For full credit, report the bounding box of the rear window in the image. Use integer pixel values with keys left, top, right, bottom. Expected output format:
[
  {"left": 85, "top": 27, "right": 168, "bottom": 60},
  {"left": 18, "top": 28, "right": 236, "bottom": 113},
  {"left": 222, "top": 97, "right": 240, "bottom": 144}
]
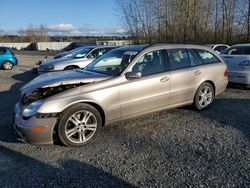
[
  {"left": 196, "top": 50, "right": 220, "bottom": 64},
  {"left": 222, "top": 46, "right": 250, "bottom": 55}
]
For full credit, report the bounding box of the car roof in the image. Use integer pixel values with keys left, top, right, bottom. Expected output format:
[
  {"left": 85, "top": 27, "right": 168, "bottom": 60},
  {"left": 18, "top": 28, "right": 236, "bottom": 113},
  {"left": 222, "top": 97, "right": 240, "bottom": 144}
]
[
  {"left": 114, "top": 43, "right": 222, "bottom": 53},
  {"left": 0, "top": 46, "right": 9, "bottom": 49},
  {"left": 206, "top": 44, "right": 229, "bottom": 46},
  {"left": 149, "top": 43, "right": 214, "bottom": 50},
  {"left": 115, "top": 44, "right": 149, "bottom": 52},
  {"left": 231, "top": 43, "right": 250, "bottom": 47},
  {"left": 75, "top": 45, "right": 116, "bottom": 49}
]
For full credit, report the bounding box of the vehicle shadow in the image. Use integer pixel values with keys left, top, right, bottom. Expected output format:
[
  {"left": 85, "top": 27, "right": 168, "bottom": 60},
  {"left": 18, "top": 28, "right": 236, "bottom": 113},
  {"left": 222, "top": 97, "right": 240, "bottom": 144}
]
[
  {"left": 0, "top": 146, "right": 134, "bottom": 187},
  {"left": 179, "top": 97, "right": 250, "bottom": 140},
  {"left": 199, "top": 98, "right": 250, "bottom": 139},
  {"left": 227, "top": 83, "right": 250, "bottom": 90},
  {"left": 0, "top": 70, "right": 36, "bottom": 143}
]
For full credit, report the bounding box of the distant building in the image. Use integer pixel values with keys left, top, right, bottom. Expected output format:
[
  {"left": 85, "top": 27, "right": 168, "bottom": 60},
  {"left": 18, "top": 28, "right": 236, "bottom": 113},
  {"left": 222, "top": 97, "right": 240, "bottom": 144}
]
[
  {"left": 72, "top": 40, "right": 97, "bottom": 48},
  {"left": 97, "top": 40, "right": 132, "bottom": 46},
  {"left": 0, "top": 40, "right": 133, "bottom": 51}
]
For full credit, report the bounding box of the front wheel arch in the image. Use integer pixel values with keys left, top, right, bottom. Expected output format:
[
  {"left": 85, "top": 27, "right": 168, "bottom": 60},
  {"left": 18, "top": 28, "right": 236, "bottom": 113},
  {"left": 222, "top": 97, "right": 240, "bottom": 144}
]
[
  {"left": 53, "top": 102, "right": 106, "bottom": 144},
  {"left": 56, "top": 103, "right": 103, "bottom": 147}
]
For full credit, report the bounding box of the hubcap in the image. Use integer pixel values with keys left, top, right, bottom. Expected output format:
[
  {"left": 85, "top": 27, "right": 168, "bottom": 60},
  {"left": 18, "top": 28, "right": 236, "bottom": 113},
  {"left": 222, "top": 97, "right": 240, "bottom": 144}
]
[
  {"left": 65, "top": 110, "right": 97, "bottom": 144},
  {"left": 198, "top": 86, "right": 213, "bottom": 108},
  {"left": 4, "top": 62, "right": 13, "bottom": 70}
]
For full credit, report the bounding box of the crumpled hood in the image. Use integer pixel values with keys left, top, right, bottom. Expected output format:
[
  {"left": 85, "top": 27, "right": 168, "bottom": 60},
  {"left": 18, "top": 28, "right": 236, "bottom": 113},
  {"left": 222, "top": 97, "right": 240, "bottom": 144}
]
[{"left": 21, "top": 70, "right": 112, "bottom": 95}]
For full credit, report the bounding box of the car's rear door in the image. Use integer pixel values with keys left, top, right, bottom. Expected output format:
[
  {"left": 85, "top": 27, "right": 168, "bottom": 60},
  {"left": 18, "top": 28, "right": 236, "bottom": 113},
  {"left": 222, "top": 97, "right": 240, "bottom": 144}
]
[{"left": 167, "top": 49, "right": 201, "bottom": 105}]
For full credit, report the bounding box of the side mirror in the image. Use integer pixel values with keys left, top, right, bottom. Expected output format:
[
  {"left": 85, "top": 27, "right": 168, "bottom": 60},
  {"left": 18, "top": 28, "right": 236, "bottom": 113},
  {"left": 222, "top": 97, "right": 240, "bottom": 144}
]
[{"left": 125, "top": 72, "right": 142, "bottom": 80}]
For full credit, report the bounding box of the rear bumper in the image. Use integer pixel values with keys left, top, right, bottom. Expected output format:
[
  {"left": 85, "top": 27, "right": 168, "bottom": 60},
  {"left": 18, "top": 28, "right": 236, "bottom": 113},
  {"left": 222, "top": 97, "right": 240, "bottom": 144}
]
[
  {"left": 228, "top": 71, "right": 250, "bottom": 85},
  {"left": 13, "top": 103, "right": 58, "bottom": 145},
  {"left": 215, "top": 77, "right": 228, "bottom": 95},
  {"left": 12, "top": 57, "right": 18, "bottom": 65}
]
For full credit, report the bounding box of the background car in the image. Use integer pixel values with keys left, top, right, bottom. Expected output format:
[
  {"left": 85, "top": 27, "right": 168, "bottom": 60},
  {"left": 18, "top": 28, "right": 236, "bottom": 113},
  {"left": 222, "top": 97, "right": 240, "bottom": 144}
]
[
  {"left": 37, "top": 46, "right": 115, "bottom": 74},
  {"left": 0, "top": 46, "right": 18, "bottom": 70},
  {"left": 207, "top": 44, "right": 230, "bottom": 54},
  {"left": 14, "top": 44, "right": 228, "bottom": 147},
  {"left": 220, "top": 44, "right": 250, "bottom": 86},
  {"left": 54, "top": 47, "right": 84, "bottom": 59}
]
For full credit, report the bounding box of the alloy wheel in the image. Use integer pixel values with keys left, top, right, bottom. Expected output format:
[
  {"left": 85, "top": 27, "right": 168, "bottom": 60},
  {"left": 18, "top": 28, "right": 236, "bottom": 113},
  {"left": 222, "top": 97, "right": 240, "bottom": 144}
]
[
  {"left": 65, "top": 110, "right": 97, "bottom": 144},
  {"left": 198, "top": 86, "right": 213, "bottom": 108},
  {"left": 3, "top": 62, "right": 13, "bottom": 70}
]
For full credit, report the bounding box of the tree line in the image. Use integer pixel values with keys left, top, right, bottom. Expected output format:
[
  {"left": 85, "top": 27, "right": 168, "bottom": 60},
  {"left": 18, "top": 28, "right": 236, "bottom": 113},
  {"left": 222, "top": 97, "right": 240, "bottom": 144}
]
[
  {"left": 116, "top": 0, "right": 250, "bottom": 44},
  {"left": 0, "top": 25, "right": 50, "bottom": 43}
]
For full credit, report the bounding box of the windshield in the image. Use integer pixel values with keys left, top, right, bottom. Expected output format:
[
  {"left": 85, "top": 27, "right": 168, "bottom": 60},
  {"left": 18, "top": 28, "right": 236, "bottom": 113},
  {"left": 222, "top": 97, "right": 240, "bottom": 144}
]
[
  {"left": 85, "top": 49, "right": 137, "bottom": 76},
  {"left": 70, "top": 47, "right": 83, "bottom": 54},
  {"left": 72, "top": 47, "right": 93, "bottom": 58}
]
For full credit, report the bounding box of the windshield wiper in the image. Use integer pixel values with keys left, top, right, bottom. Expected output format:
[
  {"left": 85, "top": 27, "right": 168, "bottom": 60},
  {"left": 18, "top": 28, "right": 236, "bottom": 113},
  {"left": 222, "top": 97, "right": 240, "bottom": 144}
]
[{"left": 83, "top": 68, "right": 112, "bottom": 76}]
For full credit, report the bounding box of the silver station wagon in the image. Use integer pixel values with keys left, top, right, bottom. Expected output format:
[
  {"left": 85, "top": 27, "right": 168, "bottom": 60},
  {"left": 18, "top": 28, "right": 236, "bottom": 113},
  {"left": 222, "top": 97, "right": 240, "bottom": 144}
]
[{"left": 14, "top": 44, "right": 228, "bottom": 147}]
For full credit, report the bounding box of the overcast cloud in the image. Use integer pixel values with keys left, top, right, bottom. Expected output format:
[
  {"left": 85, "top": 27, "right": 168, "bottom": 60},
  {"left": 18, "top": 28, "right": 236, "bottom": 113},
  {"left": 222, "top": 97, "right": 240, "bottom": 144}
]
[{"left": 0, "top": 23, "right": 128, "bottom": 36}]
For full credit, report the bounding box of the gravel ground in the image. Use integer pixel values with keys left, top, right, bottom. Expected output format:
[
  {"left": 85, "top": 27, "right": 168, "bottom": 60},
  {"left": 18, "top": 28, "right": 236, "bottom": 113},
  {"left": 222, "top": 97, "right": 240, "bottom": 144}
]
[{"left": 0, "top": 54, "right": 249, "bottom": 187}]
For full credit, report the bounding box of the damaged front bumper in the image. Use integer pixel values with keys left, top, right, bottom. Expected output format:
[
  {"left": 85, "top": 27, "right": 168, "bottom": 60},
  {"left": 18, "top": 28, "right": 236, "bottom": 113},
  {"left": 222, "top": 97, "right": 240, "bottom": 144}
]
[{"left": 13, "top": 102, "right": 58, "bottom": 145}]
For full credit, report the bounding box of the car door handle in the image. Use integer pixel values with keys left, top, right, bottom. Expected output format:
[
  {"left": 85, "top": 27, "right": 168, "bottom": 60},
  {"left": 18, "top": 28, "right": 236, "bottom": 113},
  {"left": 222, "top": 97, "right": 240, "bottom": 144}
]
[
  {"left": 224, "top": 56, "right": 234, "bottom": 58},
  {"left": 160, "top": 76, "right": 170, "bottom": 82},
  {"left": 194, "top": 70, "right": 201, "bottom": 75}
]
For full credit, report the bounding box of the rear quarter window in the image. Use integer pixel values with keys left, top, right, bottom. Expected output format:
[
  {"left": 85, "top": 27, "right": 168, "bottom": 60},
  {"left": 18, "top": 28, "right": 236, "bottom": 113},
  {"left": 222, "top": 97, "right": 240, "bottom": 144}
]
[{"left": 196, "top": 49, "right": 220, "bottom": 64}]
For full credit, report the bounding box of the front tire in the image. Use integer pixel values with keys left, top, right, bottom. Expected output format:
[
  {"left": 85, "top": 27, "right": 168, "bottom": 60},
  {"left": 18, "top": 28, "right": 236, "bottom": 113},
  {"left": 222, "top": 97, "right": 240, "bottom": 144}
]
[
  {"left": 193, "top": 82, "right": 214, "bottom": 110},
  {"left": 2, "top": 61, "right": 13, "bottom": 70},
  {"left": 58, "top": 103, "right": 102, "bottom": 147}
]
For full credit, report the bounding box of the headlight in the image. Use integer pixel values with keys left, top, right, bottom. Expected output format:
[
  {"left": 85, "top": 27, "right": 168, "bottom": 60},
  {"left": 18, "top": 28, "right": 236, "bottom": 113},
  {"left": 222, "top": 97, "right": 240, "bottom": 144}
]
[
  {"left": 22, "top": 100, "right": 43, "bottom": 118},
  {"left": 40, "top": 64, "right": 54, "bottom": 71},
  {"left": 239, "top": 61, "right": 250, "bottom": 66}
]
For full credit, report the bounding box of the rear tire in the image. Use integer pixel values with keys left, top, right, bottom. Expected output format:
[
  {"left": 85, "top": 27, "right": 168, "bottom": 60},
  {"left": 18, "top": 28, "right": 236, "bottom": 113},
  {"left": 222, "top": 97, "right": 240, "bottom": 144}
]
[
  {"left": 193, "top": 82, "right": 214, "bottom": 110},
  {"left": 57, "top": 103, "right": 102, "bottom": 147},
  {"left": 2, "top": 61, "right": 13, "bottom": 70}
]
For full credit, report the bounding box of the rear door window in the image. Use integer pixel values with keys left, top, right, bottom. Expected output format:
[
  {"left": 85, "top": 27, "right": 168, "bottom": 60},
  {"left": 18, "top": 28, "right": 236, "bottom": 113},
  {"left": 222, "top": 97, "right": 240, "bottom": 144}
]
[
  {"left": 196, "top": 50, "right": 220, "bottom": 64},
  {"left": 167, "top": 49, "right": 190, "bottom": 70}
]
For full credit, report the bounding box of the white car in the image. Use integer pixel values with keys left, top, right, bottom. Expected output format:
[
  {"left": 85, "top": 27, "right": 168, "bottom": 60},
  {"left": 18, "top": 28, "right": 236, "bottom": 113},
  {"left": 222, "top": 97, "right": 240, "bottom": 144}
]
[
  {"left": 37, "top": 46, "right": 115, "bottom": 74},
  {"left": 207, "top": 44, "right": 230, "bottom": 54},
  {"left": 220, "top": 44, "right": 250, "bottom": 86}
]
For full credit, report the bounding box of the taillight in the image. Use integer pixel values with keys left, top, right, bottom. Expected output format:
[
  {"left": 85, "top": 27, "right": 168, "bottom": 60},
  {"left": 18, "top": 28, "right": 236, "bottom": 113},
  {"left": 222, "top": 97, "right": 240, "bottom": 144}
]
[{"left": 224, "top": 70, "right": 229, "bottom": 77}]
